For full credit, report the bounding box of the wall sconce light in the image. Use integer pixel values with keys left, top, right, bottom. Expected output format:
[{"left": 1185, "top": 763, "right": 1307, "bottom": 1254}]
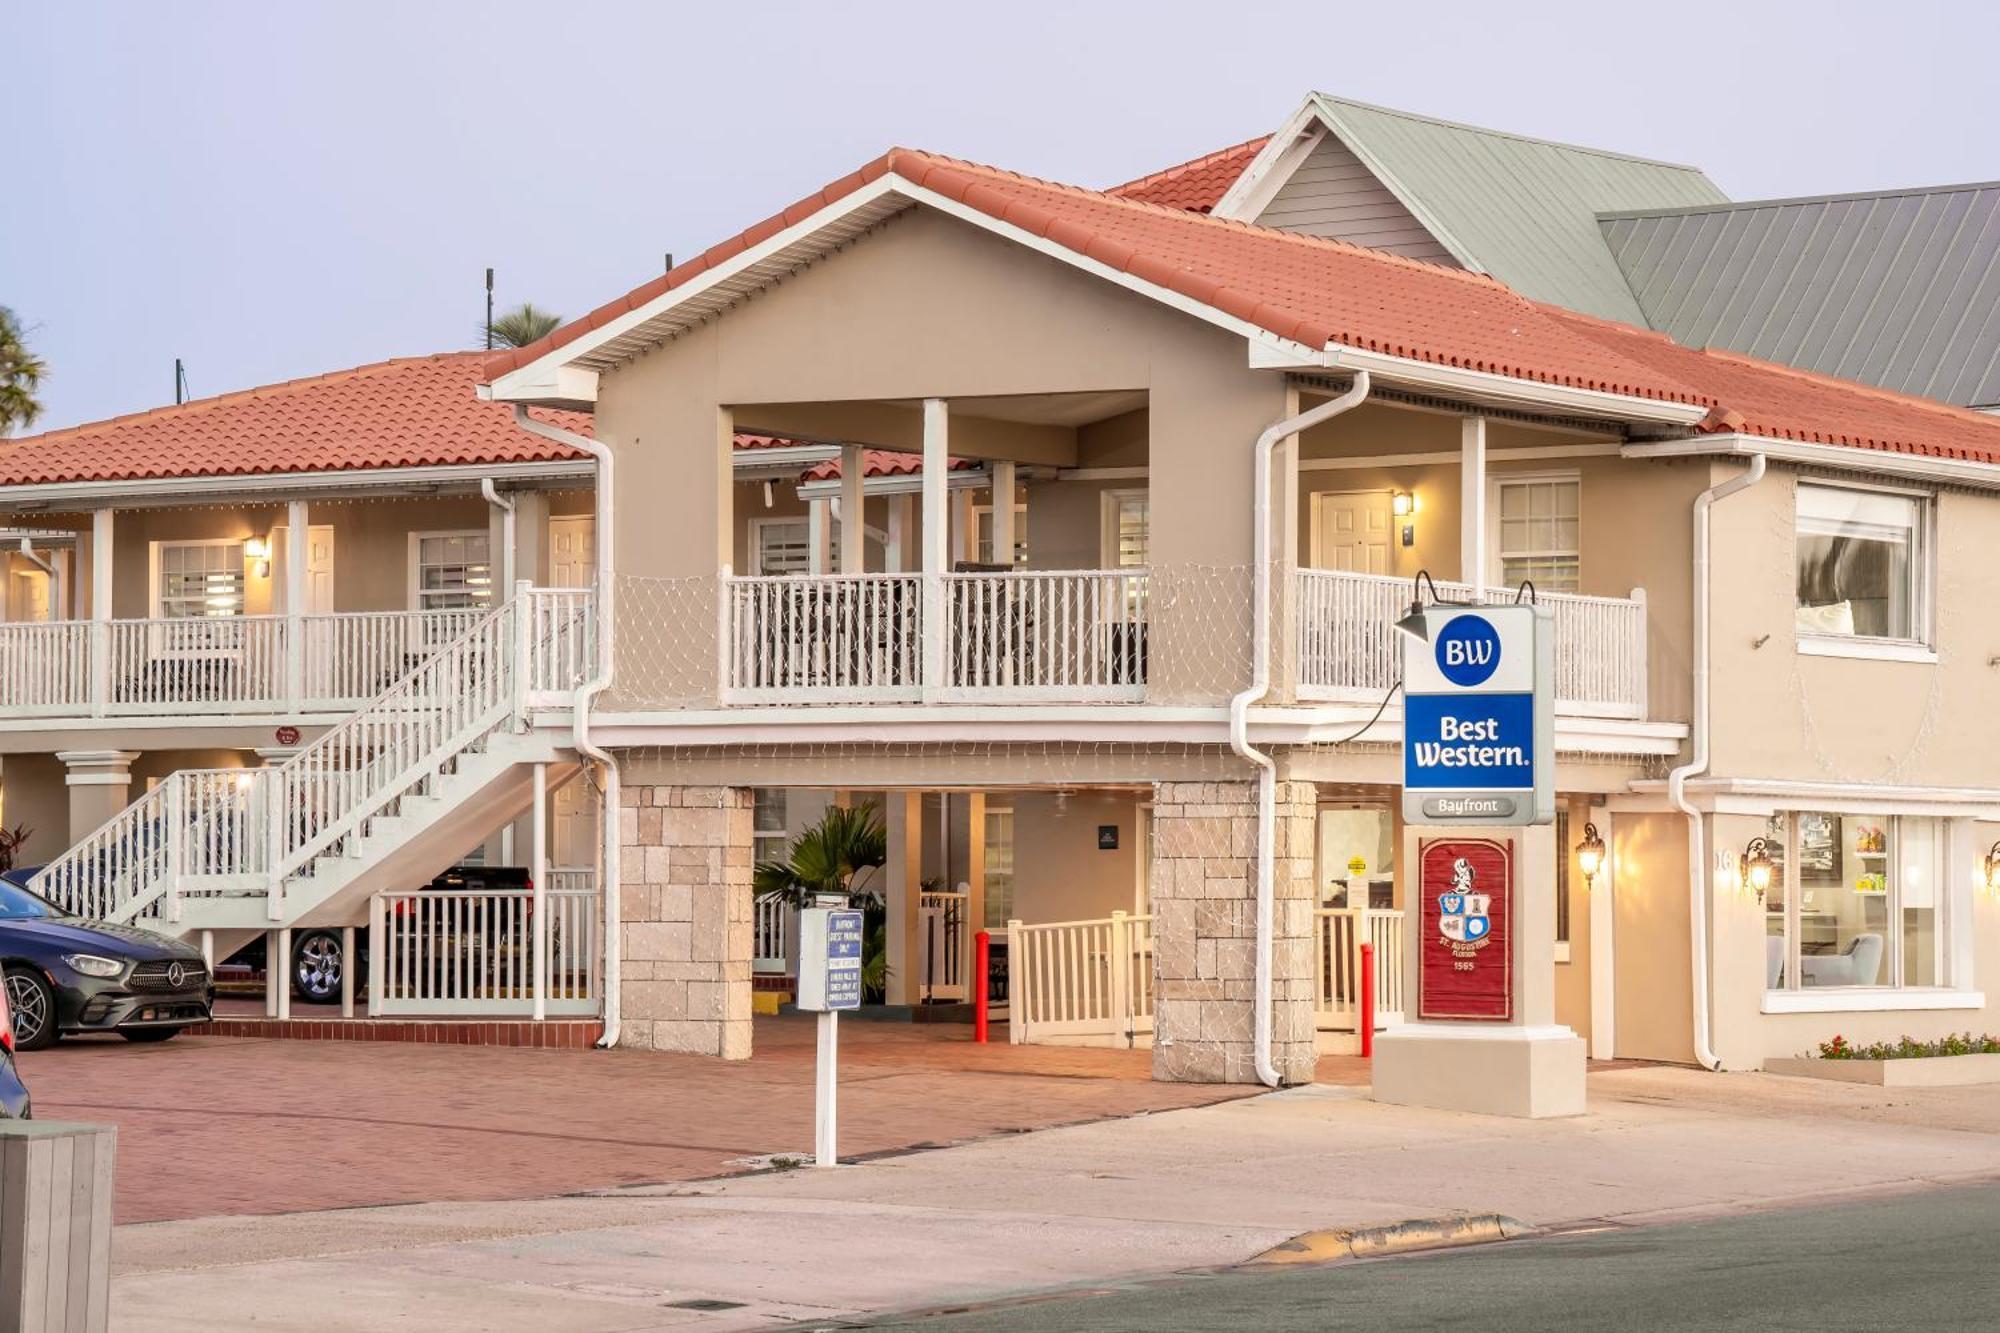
[
  {"left": 243, "top": 537, "right": 272, "bottom": 579},
  {"left": 1575, "top": 822, "right": 1606, "bottom": 887},
  {"left": 1391, "top": 491, "right": 1418, "bottom": 547},
  {"left": 1982, "top": 841, "right": 2000, "bottom": 898},
  {"left": 1740, "top": 836, "right": 1776, "bottom": 903}
]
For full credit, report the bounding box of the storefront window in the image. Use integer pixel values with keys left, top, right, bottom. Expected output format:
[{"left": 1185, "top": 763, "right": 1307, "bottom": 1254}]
[{"left": 1767, "top": 812, "right": 1950, "bottom": 991}]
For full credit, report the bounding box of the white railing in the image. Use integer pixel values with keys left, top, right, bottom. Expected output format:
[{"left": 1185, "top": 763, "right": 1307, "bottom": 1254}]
[
  {"left": 916, "top": 889, "right": 970, "bottom": 1001},
  {"left": 369, "top": 887, "right": 600, "bottom": 1015},
  {"left": 0, "top": 603, "right": 575, "bottom": 720},
  {"left": 1295, "top": 568, "right": 1647, "bottom": 719},
  {"left": 1008, "top": 911, "right": 1153, "bottom": 1047},
  {"left": 299, "top": 608, "right": 483, "bottom": 707},
  {"left": 1313, "top": 908, "right": 1406, "bottom": 1032},
  {"left": 943, "top": 570, "right": 1148, "bottom": 701},
  {"left": 104, "top": 615, "right": 287, "bottom": 714},
  {"left": 548, "top": 866, "right": 597, "bottom": 896},
  {"left": 723, "top": 572, "right": 922, "bottom": 703},
  {"left": 0, "top": 621, "right": 90, "bottom": 714},
  {"left": 753, "top": 891, "right": 791, "bottom": 974},
  {"left": 33, "top": 589, "right": 598, "bottom": 928}
]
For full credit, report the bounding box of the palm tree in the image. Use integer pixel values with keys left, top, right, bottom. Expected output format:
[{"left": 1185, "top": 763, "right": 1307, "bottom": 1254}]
[
  {"left": 0, "top": 306, "right": 46, "bottom": 436},
  {"left": 483, "top": 302, "right": 563, "bottom": 350},
  {"left": 753, "top": 804, "right": 887, "bottom": 907}
]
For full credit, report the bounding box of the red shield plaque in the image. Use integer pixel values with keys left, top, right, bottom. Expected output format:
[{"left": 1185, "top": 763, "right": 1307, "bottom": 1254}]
[{"left": 1417, "top": 838, "right": 1512, "bottom": 1021}]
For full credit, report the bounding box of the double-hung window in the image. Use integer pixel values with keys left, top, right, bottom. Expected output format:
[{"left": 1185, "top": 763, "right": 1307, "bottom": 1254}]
[
  {"left": 1762, "top": 812, "right": 1955, "bottom": 999},
  {"left": 1795, "top": 484, "right": 1929, "bottom": 645},
  {"left": 1101, "top": 490, "right": 1149, "bottom": 569},
  {"left": 411, "top": 532, "right": 493, "bottom": 612},
  {"left": 750, "top": 519, "right": 812, "bottom": 576},
  {"left": 154, "top": 540, "right": 246, "bottom": 619},
  {"left": 1495, "top": 476, "right": 1580, "bottom": 593}
]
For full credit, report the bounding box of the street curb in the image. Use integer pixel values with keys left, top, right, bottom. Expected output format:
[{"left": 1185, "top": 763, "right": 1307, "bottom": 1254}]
[{"left": 1245, "top": 1212, "right": 1533, "bottom": 1265}]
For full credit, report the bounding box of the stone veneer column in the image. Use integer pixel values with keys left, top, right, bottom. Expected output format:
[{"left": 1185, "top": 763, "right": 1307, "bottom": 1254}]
[
  {"left": 1151, "top": 779, "right": 1317, "bottom": 1085},
  {"left": 618, "top": 784, "right": 754, "bottom": 1058}
]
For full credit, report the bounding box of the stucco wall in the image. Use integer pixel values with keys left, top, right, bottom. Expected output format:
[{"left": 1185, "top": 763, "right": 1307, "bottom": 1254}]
[
  {"left": 1610, "top": 811, "right": 1696, "bottom": 1064},
  {"left": 1009, "top": 790, "right": 1140, "bottom": 925}
]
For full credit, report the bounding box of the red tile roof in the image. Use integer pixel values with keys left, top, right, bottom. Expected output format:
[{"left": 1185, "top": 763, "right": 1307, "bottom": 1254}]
[
  {"left": 0, "top": 353, "right": 596, "bottom": 487},
  {"left": 485, "top": 148, "right": 2000, "bottom": 467},
  {"left": 803, "top": 450, "right": 977, "bottom": 482},
  {"left": 1105, "top": 135, "right": 1269, "bottom": 212}
]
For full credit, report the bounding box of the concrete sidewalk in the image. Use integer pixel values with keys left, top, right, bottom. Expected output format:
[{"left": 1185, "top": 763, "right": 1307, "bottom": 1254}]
[{"left": 109, "top": 1066, "right": 2000, "bottom": 1332}]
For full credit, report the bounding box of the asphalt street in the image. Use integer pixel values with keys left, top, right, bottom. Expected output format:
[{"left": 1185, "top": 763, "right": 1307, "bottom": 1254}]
[{"left": 863, "top": 1181, "right": 2000, "bottom": 1332}]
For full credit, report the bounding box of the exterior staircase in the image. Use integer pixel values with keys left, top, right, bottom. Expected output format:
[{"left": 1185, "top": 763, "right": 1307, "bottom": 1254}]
[{"left": 33, "top": 588, "right": 595, "bottom": 957}]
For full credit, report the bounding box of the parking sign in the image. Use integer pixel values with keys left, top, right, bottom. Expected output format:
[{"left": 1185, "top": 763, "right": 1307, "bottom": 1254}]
[{"left": 797, "top": 907, "right": 864, "bottom": 1012}]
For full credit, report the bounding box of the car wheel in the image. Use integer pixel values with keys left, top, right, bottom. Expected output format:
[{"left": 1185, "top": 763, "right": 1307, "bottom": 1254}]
[
  {"left": 291, "top": 931, "right": 344, "bottom": 1004},
  {"left": 4, "top": 969, "right": 57, "bottom": 1051},
  {"left": 118, "top": 1027, "right": 180, "bottom": 1043}
]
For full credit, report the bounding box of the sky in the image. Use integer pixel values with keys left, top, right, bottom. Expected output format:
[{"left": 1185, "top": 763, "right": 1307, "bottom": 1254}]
[{"left": 6, "top": 0, "right": 1999, "bottom": 433}]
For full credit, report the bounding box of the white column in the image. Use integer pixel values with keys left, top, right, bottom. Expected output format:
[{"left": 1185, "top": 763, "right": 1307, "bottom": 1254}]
[
  {"left": 807, "top": 498, "right": 832, "bottom": 577},
  {"left": 284, "top": 499, "right": 308, "bottom": 710},
  {"left": 921, "top": 399, "right": 948, "bottom": 696},
  {"left": 839, "top": 444, "right": 867, "bottom": 574},
  {"left": 988, "top": 461, "right": 1016, "bottom": 566},
  {"left": 89, "top": 509, "right": 112, "bottom": 715},
  {"left": 339, "top": 925, "right": 356, "bottom": 1019},
  {"left": 531, "top": 760, "right": 548, "bottom": 1021},
  {"left": 1461, "top": 416, "right": 1487, "bottom": 601}
]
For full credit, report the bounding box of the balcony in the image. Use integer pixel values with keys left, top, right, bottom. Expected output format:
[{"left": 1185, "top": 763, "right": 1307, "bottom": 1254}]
[
  {"left": 1295, "top": 568, "right": 1648, "bottom": 720},
  {"left": 0, "top": 590, "right": 594, "bottom": 722},
  {"left": 721, "top": 569, "right": 1149, "bottom": 704}
]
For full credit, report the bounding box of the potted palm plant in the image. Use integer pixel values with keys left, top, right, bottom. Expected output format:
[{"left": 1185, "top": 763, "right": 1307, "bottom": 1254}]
[{"left": 753, "top": 805, "right": 890, "bottom": 1002}]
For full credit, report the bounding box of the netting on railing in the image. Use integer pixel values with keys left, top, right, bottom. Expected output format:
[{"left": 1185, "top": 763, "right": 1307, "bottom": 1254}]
[{"left": 606, "top": 574, "right": 721, "bottom": 710}]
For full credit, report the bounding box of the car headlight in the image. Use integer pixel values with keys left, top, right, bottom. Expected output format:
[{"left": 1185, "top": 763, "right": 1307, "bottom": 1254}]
[{"left": 63, "top": 954, "right": 125, "bottom": 979}]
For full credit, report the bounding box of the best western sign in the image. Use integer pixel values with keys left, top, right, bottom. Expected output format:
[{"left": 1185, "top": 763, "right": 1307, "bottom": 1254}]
[{"left": 1401, "top": 604, "right": 1553, "bottom": 827}]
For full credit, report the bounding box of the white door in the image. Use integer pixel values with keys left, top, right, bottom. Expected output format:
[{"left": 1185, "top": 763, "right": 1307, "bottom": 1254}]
[
  {"left": 9, "top": 571, "right": 50, "bottom": 623},
  {"left": 272, "top": 526, "right": 336, "bottom": 613},
  {"left": 549, "top": 516, "right": 596, "bottom": 588},
  {"left": 1310, "top": 492, "right": 1393, "bottom": 574}
]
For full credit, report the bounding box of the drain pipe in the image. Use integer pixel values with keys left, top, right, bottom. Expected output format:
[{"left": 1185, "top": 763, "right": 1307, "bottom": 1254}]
[
  {"left": 480, "top": 479, "right": 517, "bottom": 590},
  {"left": 16, "top": 538, "right": 62, "bottom": 614},
  {"left": 1231, "top": 369, "right": 1371, "bottom": 1088},
  {"left": 1664, "top": 452, "right": 1766, "bottom": 1072},
  {"left": 510, "top": 406, "right": 622, "bottom": 1048}
]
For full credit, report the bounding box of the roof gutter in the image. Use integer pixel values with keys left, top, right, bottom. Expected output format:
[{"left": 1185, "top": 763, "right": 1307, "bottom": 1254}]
[
  {"left": 510, "top": 406, "right": 623, "bottom": 1050},
  {"left": 1625, "top": 433, "right": 2000, "bottom": 491},
  {"left": 1251, "top": 340, "right": 1709, "bottom": 428},
  {"left": 1664, "top": 451, "right": 1767, "bottom": 1073},
  {"left": 0, "top": 459, "right": 595, "bottom": 512},
  {"left": 1233, "top": 367, "right": 1371, "bottom": 1090}
]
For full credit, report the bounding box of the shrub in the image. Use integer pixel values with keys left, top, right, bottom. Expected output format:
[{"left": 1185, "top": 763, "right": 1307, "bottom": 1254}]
[{"left": 1815, "top": 1032, "right": 2000, "bottom": 1060}]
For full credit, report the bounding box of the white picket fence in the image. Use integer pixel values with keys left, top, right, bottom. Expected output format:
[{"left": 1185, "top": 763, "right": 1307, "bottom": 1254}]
[
  {"left": 1006, "top": 907, "right": 1405, "bottom": 1048},
  {"left": 368, "top": 886, "right": 600, "bottom": 1015},
  {"left": 753, "top": 891, "right": 791, "bottom": 974},
  {"left": 34, "top": 588, "right": 596, "bottom": 927},
  {"left": 1007, "top": 911, "right": 1154, "bottom": 1048},
  {"left": 1313, "top": 908, "right": 1406, "bottom": 1032},
  {"left": 1294, "top": 568, "right": 1648, "bottom": 719}
]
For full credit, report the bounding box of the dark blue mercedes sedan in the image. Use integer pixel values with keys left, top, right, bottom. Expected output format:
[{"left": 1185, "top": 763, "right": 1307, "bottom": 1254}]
[{"left": 0, "top": 868, "right": 211, "bottom": 1052}]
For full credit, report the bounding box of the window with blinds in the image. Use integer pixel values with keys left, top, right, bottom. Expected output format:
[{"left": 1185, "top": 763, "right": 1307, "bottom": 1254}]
[
  {"left": 1496, "top": 477, "right": 1579, "bottom": 593},
  {"left": 156, "top": 541, "right": 246, "bottom": 618}
]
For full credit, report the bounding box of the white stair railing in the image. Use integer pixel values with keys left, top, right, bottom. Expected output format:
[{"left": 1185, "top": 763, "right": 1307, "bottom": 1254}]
[
  {"left": 33, "top": 588, "right": 596, "bottom": 928},
  {"left": 1007, "top": 911, "right": 1153, "bottom": 1047}
]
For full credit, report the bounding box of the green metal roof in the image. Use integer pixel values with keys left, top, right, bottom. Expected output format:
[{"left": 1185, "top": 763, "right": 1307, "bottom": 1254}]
[{"left": 1308, "top": 94, "right": 1728, "bottom": 323}]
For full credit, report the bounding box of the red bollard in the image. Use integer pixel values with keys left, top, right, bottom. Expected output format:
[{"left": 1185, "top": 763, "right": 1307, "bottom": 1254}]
[
  {"left": 1359, "top": 942, "right": 1376, "bottom": 1059},
  {"left": 973, "top": 930, "right": 991, "bottom": 1043}
]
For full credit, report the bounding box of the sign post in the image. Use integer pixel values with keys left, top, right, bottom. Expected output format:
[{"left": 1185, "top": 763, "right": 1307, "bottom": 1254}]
[
  {"left": 1372, "top": 597, "right": 1586, "bottom": 1119},
  {"left": 797, "top": 906, "right": 863, "bottom": 1167}
]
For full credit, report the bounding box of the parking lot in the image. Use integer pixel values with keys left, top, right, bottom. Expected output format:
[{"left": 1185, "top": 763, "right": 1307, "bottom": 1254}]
[{"left": 21, "top": 1016, "right": 1265, "bottom": 1224}]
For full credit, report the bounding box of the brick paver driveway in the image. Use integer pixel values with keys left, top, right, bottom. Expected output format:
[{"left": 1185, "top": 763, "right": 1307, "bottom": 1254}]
[{"left": 21, "top": 1015, "right": 1253, "bottom": 1224}]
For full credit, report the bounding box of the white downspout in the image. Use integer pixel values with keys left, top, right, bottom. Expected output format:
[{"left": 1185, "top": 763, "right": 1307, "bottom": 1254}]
[
  {"left": 510, "top": 406, "right": 622, "bottom": 1048},
  {"left": 1231, "top": 368, "right": 1371, "bottom": 1088},
  {"left": 1664, "top": 452, "right": 1766, "bottom": 1072},
  {"left": 480, "top": 479, "right": 517, "bottom": 591}
]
